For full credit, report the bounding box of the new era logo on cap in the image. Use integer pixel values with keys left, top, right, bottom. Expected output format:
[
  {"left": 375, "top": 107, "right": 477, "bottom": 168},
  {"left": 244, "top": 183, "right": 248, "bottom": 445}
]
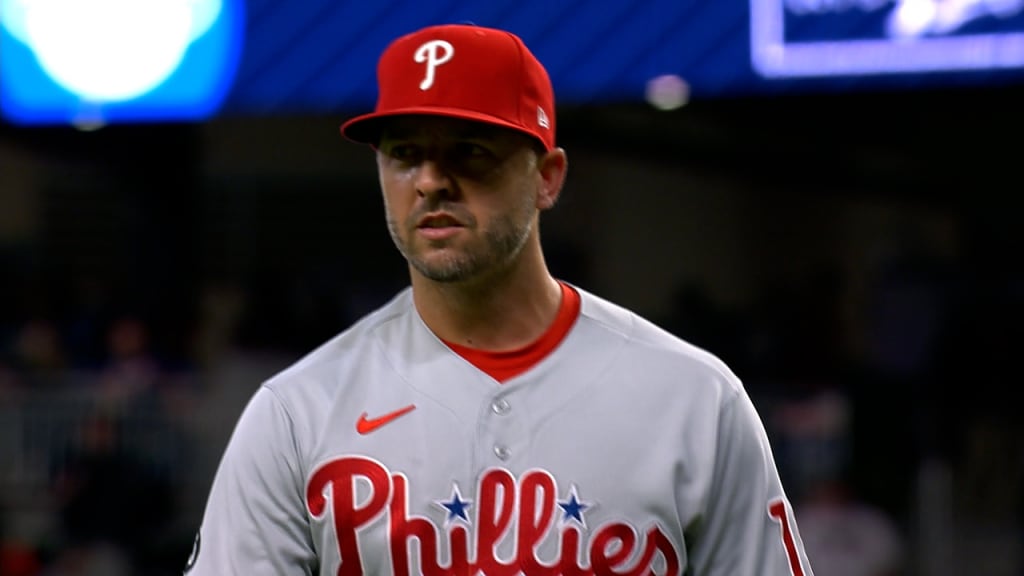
[{"left": 341, "top": 24, "right": 556, "bottom": 151}]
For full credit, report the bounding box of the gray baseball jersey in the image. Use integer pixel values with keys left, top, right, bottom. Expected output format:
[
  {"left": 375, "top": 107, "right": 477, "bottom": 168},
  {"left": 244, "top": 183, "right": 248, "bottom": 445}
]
[{"left": 187, "top": 285, "right": 813, "bottom": 575}]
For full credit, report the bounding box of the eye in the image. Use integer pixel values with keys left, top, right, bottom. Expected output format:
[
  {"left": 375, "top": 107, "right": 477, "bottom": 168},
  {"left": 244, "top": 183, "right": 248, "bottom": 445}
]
[
  {"left": 383, "top": 142, "right": 420, "bottom": 163},
  {"left": 454, "top": 141, "right": 490, "bottom": 158}
]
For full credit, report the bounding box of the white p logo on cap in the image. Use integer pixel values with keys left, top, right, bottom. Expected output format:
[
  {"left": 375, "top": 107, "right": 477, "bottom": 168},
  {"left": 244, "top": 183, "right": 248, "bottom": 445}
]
[{"left": 414, "top": 39, "right": 454, "bottom": 91}]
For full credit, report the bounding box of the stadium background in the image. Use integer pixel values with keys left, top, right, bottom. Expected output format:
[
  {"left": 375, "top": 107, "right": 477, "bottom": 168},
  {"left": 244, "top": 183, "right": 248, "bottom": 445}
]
[{"left": 1, "top": 1, "right": 1022, "bottom": 574}]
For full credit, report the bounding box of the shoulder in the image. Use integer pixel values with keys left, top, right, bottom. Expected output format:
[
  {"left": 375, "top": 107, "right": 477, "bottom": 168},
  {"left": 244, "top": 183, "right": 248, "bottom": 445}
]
[
  {"left": 261, "top": 288, "right": 415, "bottom": 396},
  {"left": 573, "top": 285, "right": 743, "bottom": 399}
]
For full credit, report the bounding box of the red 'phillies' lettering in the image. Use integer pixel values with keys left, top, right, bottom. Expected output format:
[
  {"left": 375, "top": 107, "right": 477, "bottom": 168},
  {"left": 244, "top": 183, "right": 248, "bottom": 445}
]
[
  {"left": 517, "top": 471, "right": 557, "bottom": 576},
  {"left": 305, "top": 457, "right": 682, "bottom": 576},
  {"left": 306, "top": 457, "right": 390, "bottom": 576},
  {"left": 590, "top": 523, "right": 680, "bottom": 576},
  {"left": 390, "top": 474, "right": 472, "bottom": 576},
  {"left": 768, "top": 499, "right": 805, "bottom": 576},
  {"left": 475, "top": 467, "right": 518, "bottom": 575}
]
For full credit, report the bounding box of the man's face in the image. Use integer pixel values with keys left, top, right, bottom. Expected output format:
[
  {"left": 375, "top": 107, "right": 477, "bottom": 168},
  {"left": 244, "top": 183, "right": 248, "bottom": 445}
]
[{"left": 376, "top": 116, "right": 544, "bottom": 284}]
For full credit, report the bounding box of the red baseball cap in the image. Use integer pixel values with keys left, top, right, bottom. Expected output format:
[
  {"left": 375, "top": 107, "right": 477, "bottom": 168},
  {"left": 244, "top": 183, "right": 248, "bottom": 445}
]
[{"left": 340, "top": 24, "right": 556, "bottom": 151}]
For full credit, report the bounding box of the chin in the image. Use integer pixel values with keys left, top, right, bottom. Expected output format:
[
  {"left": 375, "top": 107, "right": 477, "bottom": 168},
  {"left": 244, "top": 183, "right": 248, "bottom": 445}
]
[
  {"left": 413, "top": 254, "right": 485, "bottom": 284},
  {"left": 415, "top": 267, "right": 472, "bottom": 284}
]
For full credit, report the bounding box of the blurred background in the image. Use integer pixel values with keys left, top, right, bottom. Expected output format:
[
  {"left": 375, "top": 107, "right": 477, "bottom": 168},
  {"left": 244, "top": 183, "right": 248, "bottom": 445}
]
[{"left": 1, "top": 0, "right": 1022, "bottom": 575}]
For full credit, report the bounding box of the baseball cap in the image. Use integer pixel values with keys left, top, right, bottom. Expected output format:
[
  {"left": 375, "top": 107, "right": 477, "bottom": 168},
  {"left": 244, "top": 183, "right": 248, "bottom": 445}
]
[{"left": 340, "top": 24, "right": 556, "bottom": 151}]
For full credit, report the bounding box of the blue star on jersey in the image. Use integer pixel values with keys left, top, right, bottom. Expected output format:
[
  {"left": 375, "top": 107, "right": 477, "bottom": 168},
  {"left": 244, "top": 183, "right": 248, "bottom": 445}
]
[
  {"left": 437, "top": 484, "right": 472, "bottom": 525},
  {"left": 558, "top": 485, "right": 590, "bottom": 526}
]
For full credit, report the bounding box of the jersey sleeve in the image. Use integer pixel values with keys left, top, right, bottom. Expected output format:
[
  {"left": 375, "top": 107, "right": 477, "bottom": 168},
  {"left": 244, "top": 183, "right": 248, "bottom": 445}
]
[
  {"left": 687, "top": 385, "right": 815, "bottom": 576},
  {"left": 186, "top": 385, "right": 317, "bottom": 575}
]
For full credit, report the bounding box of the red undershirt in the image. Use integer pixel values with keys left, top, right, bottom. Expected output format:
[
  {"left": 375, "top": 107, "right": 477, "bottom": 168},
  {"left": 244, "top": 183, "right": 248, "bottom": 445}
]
[{"left": 442, "top": 281, "right": 581, "bottom": 383}]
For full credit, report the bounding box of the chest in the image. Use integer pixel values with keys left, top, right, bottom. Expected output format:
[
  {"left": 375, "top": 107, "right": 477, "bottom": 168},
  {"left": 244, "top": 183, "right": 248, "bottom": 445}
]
[{"left": 300, "top": 371, "right": 706, "bottom": 576}]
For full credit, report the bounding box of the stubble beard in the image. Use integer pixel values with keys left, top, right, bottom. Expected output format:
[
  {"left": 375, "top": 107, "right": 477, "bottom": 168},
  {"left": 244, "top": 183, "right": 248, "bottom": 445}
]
[{"left": 386, "top": 194, "right": 536, "bottom": 284}]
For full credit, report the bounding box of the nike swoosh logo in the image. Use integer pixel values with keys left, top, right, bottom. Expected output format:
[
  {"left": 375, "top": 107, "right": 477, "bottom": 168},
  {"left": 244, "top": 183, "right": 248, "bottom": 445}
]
[{"left": 356, "top": 404, "right": 416, "bottom": 435}]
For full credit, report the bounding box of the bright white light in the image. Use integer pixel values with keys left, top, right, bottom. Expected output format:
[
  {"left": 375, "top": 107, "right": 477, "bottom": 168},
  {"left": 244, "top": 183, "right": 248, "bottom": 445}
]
[
  {"left": 645, "top": 75, "right": 690, "bottom": 110},
  {"left": 0, "top": 0, "right": 221, "bottom": 42},
  {"left": 0, "top": 0, "right": 30, "bottom": 42},
  {"left": 189, "top": 0, "right": 223, "bottom": 40},
  {"left": 888, "top": 0, "right": 939, "bottom": 38},
  {"left": 25, "top": 0, "right": 191, "bottom": 101},
  {"left": 3, "top": 0, "right": 223, "bottom": 103}
]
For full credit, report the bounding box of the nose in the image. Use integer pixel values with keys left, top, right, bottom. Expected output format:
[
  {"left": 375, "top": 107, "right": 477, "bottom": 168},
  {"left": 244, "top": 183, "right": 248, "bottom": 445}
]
[{"left": 414, "top": 159, "right": 454, "bottom": 200}]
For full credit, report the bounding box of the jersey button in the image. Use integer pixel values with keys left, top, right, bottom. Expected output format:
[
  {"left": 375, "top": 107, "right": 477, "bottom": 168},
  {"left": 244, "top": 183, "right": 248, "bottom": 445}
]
[
  {"left": 491, "top": 399, "right": 511, "bottom": 415},
  {"left": 493, "top": 444, "right": 511, "bottom": 460}
]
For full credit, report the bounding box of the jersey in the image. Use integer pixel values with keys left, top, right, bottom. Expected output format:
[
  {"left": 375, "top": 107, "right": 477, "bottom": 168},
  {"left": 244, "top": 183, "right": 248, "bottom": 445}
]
[{"left": 186, "top": 285, "right": 814, "bottom": 576}]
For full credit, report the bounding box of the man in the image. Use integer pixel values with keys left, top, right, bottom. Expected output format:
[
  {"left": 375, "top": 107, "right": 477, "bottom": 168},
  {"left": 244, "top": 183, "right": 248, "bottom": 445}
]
[{"left": 186, "top": 23, "right": 815, "bottom": 576}]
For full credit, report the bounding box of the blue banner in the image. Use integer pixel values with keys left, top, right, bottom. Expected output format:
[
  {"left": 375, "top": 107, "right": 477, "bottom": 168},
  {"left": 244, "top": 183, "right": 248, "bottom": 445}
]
[{"left": 3, "top": 0, "right": 1023, "bottom": 125}]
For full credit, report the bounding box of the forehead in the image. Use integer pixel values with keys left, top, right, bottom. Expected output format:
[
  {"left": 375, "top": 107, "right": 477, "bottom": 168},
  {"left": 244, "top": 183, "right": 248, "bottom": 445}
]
[{"left": 377, "top": 115, "right": 528, "bottom": 144}]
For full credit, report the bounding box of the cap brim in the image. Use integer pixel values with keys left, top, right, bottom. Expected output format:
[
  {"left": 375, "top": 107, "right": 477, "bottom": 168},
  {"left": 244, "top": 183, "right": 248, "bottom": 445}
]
[{"left": 340, "top": 107, "right": 548, "bottom": 150}]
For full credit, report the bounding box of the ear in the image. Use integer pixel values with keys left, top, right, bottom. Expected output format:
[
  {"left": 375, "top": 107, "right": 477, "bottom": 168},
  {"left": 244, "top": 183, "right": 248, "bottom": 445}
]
[{"left": 536, "top": 147, "right": 568, "bottom": 211}]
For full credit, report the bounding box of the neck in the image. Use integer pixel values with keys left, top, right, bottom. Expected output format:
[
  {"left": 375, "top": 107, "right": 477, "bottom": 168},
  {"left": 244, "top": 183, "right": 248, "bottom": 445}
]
[{"left": 411, "top": 242, "right": 562, "bottom": 351}]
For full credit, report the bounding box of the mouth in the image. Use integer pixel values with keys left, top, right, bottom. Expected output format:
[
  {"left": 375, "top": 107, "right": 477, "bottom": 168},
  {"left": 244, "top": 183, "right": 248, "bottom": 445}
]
[
  {"left": 416, "top": 212, "right": 464, "bottom": 240},
  {"left": 417, "top": 213, "right": 463, "bottom": 229}
]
